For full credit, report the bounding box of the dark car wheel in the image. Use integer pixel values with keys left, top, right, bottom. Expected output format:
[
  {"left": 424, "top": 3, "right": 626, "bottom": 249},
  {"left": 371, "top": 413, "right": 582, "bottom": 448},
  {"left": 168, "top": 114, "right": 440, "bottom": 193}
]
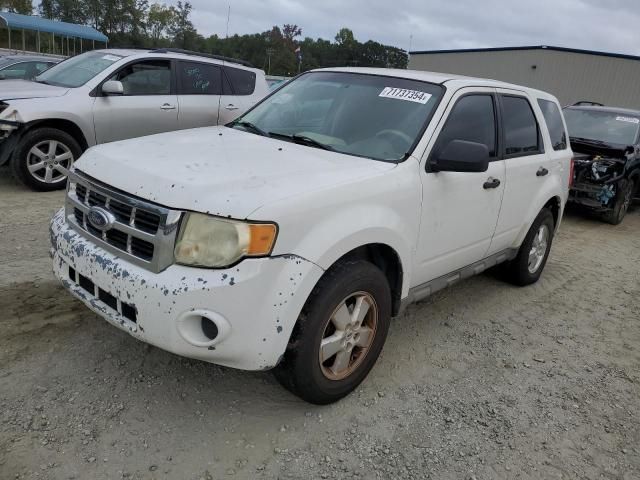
[
  {"left": 505, "top": 208, "right": 555, "bottom": 286},
  {"left": 11, "top": 127, "right": 82, "bottom": 191},
  {"left": 603, "top": 178, "right": 634, "bottom": 225},
  {"left": 274, "top": 260, "right": 391, "bottom": 404}
]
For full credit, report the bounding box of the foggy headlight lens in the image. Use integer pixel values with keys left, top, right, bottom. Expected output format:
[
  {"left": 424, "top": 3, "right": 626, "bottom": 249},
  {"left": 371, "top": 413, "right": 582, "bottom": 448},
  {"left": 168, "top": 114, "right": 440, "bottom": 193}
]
[{"left": 174, "top": 213, "right": 277, "bottom": 268}]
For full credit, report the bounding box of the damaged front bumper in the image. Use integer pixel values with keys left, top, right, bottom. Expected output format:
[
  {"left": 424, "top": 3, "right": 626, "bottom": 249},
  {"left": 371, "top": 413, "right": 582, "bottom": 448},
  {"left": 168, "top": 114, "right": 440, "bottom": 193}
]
[
  {"left": 0, "top": 117, "right": 22, "bottom": 166},
  {"left": 50, "top": 208, "right": 324, "bottom": 371},
  {"left": 569, "top": 158, "right": 626, "bottom": 210}
]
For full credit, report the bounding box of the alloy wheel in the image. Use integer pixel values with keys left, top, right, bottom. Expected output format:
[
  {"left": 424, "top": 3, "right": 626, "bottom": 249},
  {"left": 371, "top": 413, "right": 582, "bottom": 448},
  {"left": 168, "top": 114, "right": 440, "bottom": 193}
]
[
  {"left": 319, "top": 291, "right": 378, "bottom": 381},
  {"left": 26, "top": 140, "right": 74, "bottom": 184},
  {"left": 528, "top": 224, "right": 549, "bottom": 274}
]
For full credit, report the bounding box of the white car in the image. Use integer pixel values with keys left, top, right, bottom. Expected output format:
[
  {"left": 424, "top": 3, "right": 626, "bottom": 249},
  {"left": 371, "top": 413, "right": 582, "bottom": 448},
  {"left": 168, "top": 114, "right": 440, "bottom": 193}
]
[
  {"left": 50, "top": 68, "right": 572, "bottom": 404},
  {"left": 0, "top": 48, "right": 268, "bottom": 191}
]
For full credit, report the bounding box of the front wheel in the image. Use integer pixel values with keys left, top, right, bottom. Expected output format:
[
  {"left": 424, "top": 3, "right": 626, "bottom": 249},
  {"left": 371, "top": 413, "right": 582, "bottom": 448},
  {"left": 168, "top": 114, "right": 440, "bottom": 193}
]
[
  {"left": 10, "top": 127, "right": 82, "bottom": 191},
  {"left": 603, "top": 178, "right": 634, "bottom": 225},
  {"left": 505, "top": 208, "right": 555, "bottom": 286},
  {"left": 274, "top": 260, "right": 391, "bottom": 404}
]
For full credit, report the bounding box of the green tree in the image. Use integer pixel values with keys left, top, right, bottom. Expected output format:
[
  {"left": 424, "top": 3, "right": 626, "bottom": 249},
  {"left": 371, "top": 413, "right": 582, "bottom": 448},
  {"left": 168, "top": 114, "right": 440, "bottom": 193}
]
[
  {"left": 169, "top": 1, "right": 197, "bottom": 49},
  {"left": 1, "top": 0, "right": 33, "bottom": 14},
  {"left": 148, "top": 2, "right": 175, "bottom": 45}
]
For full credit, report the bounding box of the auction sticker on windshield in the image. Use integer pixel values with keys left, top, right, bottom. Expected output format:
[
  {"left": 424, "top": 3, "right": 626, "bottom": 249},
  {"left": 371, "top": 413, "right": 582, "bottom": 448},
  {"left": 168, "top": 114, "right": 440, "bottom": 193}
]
[
  {"left": 379, "top": 87, "right": 432, "bottom": 104},
  {"left": 616, "top": 116, "right": 640, "bottom": 124}
]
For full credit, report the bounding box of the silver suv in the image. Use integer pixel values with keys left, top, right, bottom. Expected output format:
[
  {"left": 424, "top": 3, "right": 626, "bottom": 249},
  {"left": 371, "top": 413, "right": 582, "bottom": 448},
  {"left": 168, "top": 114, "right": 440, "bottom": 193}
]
[{"left": 0, "top": 48, "right": 269, "bottom": 191}]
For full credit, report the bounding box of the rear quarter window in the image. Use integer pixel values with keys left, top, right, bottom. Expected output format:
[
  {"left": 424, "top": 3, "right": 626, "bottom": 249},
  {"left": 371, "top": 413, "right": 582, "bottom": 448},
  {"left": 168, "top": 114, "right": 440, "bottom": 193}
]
[
  {"left": 224, "top": 66, "right": 256, "bottom": 95},
  {"left": 537, "top": 99, "right": 568, "bottom": 151}
]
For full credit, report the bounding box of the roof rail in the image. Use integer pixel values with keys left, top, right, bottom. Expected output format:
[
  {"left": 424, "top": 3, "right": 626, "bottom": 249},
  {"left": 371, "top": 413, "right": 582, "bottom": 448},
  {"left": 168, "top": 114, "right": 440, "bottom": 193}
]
[
  {"left": 572, "top": 101, "right": 604, "bottom": 107},
  {"left": 150, "top": 48, "right": 254, "bottom": 68}
]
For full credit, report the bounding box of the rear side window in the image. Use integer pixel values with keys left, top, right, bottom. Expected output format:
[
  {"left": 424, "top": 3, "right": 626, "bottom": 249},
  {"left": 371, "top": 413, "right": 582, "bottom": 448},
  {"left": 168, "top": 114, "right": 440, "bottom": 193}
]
[
  {"left": 537, "top": 99, "right": 567, "bottom": 150},
  {"left": 501, "top": 96, "right": 540, "bottom": 156},
  {"left": 224, "top": 66, "right": 256, "bottom": 95},
  {"left": 435, "top": 94, "right": 497, "bottom": 157},
  {"left": 178, "top": 61, "right": 222, "bottom": 95}
]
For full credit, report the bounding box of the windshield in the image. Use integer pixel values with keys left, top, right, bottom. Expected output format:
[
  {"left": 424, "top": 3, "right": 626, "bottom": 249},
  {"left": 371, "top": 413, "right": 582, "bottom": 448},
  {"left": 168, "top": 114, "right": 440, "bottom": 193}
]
[
  {"left": 563, "top": 108, "right": 640, "bottom": 146},
  {"left": 35, "top": 51, "right": 124, "bottom": 88},
  {"left": 232, "top": 71, "right": 444, "bottom": 162}
]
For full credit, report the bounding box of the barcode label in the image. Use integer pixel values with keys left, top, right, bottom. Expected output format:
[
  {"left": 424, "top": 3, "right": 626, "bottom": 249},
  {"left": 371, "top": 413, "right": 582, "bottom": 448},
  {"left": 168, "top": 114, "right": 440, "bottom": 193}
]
[{"left": 379, "top": 87, "right": 432, "bottom": 104}]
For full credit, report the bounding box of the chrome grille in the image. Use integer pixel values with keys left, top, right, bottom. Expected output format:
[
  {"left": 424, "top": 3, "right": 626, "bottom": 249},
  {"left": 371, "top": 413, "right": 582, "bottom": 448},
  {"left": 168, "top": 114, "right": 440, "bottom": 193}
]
[{"left": 65, "top": 170, "right": 182, "bottom": 273}]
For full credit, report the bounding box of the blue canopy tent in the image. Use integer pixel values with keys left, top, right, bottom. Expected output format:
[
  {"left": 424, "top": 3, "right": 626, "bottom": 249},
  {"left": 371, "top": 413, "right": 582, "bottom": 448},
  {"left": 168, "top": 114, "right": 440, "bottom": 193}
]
[{"left": 0, "top": 12, "right": 108, "bottom": 56}]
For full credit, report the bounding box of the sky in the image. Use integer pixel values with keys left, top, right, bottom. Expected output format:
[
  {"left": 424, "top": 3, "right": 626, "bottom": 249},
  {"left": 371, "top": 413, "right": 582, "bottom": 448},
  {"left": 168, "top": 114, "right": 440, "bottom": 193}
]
[{"left": 166, "top": 0, "right": 640, "bottom": 55}]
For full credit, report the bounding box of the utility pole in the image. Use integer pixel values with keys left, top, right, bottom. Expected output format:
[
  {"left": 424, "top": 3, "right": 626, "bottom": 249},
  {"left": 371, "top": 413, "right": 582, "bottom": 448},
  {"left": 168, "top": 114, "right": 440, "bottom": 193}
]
[
  {"left": 266, "top": 48, "right": 274, "bottom": 75},
  {"left": 225, "top": 5, "right": 231, "bottom": 39}
]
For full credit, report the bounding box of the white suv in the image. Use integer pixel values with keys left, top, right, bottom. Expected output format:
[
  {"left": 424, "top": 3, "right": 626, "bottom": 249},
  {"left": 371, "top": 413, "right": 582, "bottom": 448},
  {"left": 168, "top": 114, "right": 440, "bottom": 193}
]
[
  {"left": 0, "top": 48, "right": 268, "bottom": 191},
  {"left": 50, "top": 68, "right": 572, "bottom": 404}
]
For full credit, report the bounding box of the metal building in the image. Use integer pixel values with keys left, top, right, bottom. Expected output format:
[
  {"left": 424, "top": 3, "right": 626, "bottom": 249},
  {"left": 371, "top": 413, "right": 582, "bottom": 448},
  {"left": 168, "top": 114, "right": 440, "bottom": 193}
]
[{"left": 408, "top": 45, "right": 640, "bottom": 109}]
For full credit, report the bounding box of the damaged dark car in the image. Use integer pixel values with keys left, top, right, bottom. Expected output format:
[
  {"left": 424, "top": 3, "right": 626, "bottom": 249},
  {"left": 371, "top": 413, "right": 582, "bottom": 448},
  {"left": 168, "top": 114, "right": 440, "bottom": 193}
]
[{"left": 564, "top": 105, "right": 640, "bottom": 224}]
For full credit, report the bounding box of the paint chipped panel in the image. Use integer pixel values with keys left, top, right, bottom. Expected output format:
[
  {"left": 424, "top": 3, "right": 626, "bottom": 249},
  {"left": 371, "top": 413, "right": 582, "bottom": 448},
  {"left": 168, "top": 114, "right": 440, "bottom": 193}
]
[{"left": 50, "top": 209, "right": 325, "bottom": 371}]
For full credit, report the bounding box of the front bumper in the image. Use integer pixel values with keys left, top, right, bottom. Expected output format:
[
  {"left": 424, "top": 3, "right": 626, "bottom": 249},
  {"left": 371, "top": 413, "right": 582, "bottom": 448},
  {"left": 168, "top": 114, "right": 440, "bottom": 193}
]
[{"left": 50, "top": 208, "right": 324, "bottom": 370}]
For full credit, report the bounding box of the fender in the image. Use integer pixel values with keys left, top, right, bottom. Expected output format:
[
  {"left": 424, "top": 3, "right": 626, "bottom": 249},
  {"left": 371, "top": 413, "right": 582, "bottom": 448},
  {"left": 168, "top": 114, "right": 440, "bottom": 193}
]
[{"left": 253, "top": 159, "right": 423, "bottom": 300}]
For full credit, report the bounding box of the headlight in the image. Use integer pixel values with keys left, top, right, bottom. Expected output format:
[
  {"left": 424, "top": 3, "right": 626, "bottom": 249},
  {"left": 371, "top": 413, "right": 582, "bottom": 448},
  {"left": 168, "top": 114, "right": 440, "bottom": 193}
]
[{"left": 174, "top": 213, "right": 277, "bottom": 268}]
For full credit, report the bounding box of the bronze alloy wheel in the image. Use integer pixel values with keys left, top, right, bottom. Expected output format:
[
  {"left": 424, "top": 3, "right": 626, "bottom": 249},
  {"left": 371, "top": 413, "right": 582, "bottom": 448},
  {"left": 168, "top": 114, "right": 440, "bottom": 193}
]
[{"left": 318, "top": 291, "right": 378, "bottom": 381}]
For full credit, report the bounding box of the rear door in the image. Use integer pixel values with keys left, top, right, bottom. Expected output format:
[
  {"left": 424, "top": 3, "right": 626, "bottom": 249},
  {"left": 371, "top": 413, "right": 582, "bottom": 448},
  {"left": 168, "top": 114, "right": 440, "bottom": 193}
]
[
  {"left": 218, "top": 65, "right": 258, "bottom": 124},
  {"left": 488, "top": 89, "right": 557, "bottom": 254},
  {"left": 93, "top": 59, "right": 178, "bottom": 144},
  {"left": 176, "top": 60, "right": 223, "bottom": 129}
]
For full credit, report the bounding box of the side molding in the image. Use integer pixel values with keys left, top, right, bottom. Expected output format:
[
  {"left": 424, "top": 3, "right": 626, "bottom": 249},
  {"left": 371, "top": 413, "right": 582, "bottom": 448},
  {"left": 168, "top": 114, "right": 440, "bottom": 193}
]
[{"left": 399, "top": 248, "right": 518, "bottom": 314}]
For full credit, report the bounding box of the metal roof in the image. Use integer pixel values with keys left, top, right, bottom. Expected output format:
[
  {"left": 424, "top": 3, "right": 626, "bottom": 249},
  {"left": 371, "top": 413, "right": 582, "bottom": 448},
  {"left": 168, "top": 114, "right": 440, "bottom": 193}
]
[
  {"left": 0, "top": 12, "right": 108, "bottom": 42},
  {"left": 409, "top": 45, "right": 640, "bottom": 63}
]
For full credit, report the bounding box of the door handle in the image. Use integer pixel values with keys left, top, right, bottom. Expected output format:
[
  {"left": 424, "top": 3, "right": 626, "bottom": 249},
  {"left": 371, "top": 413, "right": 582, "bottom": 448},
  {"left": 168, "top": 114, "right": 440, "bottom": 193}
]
[
  {"left": 483, "top": 177, "right": 501, "bottom": 189},
  {"left": 536, "top": 167, "right": 549, "bottom": 177},
  {"left": 225, "top": 104, "right": 239, "bottom": 111},
  {"left": 160, "top": 103, "right": 176, "bottom": 110}
]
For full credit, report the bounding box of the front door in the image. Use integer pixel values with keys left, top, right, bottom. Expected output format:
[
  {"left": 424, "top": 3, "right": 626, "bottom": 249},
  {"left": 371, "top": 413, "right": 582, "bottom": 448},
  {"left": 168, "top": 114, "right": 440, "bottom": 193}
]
[
  {"left": 93, "top": 59, "right": 178, "bottom": 144},
  {"left": 413, "top": 88, "right": 506, "bottom": 285}
]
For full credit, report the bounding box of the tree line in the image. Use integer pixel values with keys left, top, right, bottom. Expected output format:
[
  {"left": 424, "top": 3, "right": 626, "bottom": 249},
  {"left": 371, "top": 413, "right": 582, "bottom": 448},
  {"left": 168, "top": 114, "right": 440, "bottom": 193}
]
[{"left": 0, "top": 1, "right": 408, "bottom": 75}]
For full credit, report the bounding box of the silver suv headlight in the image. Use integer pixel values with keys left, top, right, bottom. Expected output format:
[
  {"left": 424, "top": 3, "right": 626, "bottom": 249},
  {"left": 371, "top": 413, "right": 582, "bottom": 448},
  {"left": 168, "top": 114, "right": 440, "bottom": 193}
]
[{"left": 174, "top": 213, "right": 278, "bottom": 268}]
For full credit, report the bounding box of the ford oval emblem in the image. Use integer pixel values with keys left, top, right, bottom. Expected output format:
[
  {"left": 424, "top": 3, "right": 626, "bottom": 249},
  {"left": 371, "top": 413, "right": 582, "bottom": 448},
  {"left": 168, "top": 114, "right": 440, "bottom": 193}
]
[{"left": 87, "top": 207, "right": 115, "bottom": 231}]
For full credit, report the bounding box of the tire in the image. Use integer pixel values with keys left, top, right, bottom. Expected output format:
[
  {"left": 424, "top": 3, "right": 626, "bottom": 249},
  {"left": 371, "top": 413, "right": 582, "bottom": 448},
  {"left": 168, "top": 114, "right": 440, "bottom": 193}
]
[
  {"left": 603, "top": 178, "right": 634, "bottom": 225},
  {"left": 274, "top": 260, "right": 392, "bottom": 404},
  {"left": 505, "top": 208, "right": 555, "bottom": 286},
  {"left": 10, "top": 127, "right": 82, "bottom": 191}
]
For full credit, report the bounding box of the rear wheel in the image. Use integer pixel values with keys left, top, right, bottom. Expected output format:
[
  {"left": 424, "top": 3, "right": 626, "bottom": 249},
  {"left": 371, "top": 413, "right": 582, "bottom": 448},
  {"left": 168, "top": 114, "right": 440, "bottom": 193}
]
[
  {"left": 274, "top": 260, "right": 391, "bottom": 404},
  {"left": 11, "top": 127, "right": 81, "bottom": 191},
  {"left": 505, "top": 208, "right": 555, "bottom": 286},
  {"left": 603, "top": 178, "right": 634, "bottom": 225}
]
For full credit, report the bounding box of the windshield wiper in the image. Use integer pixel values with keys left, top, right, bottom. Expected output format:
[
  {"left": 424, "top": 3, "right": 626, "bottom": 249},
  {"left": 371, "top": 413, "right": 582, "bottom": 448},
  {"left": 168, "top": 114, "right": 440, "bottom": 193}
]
[
  {"left": 267, "top": 131, "right": 336, "bottom": 151},
  {"left": 291, "top": 134, "right": 336, "bottom": 151},
  {"left": 232, "top": 121, "right": 270, "bottom": 137}
]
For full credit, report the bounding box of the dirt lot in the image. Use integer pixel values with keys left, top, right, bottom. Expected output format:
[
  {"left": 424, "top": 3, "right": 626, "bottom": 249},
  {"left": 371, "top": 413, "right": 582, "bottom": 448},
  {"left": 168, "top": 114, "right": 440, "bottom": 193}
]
[{"left": 1, "top": 167, "right": 639, "bottom": 480}]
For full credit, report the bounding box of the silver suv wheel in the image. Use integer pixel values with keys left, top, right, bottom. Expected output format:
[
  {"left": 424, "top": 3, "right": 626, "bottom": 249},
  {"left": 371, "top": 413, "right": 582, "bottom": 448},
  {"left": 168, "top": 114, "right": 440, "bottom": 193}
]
[{"left": 26, "top": 140, "right": 74, "bottom": 185}]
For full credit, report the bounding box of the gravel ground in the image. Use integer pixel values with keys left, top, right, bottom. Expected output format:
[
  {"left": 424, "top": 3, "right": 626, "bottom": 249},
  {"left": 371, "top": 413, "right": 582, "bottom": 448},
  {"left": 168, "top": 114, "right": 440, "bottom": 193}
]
[{"left": 1, "top": 167, "right": 639, "bottom": 480}]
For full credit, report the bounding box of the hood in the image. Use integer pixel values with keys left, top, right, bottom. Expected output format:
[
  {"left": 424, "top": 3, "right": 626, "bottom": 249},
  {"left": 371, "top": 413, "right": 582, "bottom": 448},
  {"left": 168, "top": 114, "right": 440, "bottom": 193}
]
[
  {"left": 75, "top": 126, "right": 396, "bottom": 219},
  {"left": 569, "top": 138, "right": 632, "bottom": 159},
  {"left": 0, "top": 80, "right": 70, "bottom": 100}
]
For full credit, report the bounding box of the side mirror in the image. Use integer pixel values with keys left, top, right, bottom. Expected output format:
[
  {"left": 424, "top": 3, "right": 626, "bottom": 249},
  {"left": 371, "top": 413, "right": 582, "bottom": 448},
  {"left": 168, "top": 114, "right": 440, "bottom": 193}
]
[
  {"left": 102, "top": 80, "right": 124, "bottom": 96},
  {"left": 430, "top": 139, "right": 490, "bottom": 173}
]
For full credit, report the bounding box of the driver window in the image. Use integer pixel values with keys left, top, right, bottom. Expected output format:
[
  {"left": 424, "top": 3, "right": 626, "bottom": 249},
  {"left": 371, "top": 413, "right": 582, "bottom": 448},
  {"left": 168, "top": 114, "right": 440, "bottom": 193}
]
[
  {"left": 435, "top": 94, "right": 496, "bottom": 157},
  {"left": 109, "top": 60, "right": 171, "bottom": 96}
]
